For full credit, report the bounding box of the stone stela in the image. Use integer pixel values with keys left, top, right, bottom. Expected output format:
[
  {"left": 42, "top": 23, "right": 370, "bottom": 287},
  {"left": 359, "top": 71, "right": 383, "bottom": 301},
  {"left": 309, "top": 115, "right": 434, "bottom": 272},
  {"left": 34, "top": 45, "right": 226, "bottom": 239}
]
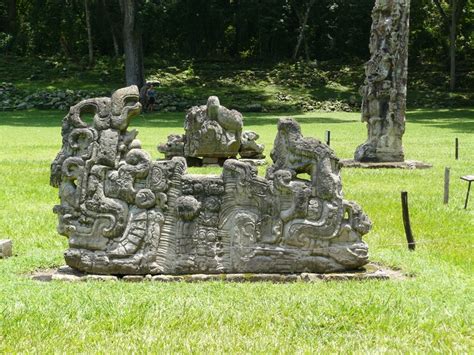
[
  {"left": 355, "top": 0, "right": 410, "bottom": 163},
  {"left": 158, "top": 96, "right": 265, "bottom": 166},
  {"left": 51, "top": 86, "right": 371, "bottom": 275}
]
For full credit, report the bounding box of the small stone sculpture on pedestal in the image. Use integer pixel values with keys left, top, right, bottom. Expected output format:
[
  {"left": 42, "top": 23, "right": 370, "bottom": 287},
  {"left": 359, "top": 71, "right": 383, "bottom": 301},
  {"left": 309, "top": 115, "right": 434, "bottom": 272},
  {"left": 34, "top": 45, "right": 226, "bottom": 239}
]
[
  {"left": 158, "top": 96, "right": 265, "bottom": 165},
  {"left": 51, "top": 86, "right": 371, "bottom": 275},
  {"left": 354, "top": 0, "right": 410, "bottom": 162}
]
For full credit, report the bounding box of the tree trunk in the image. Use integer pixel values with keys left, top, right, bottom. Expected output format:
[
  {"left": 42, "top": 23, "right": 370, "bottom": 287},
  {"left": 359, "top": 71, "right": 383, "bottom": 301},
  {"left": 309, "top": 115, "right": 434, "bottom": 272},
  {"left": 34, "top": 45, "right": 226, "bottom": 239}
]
[
  {"left": 6, "top": 0, "right": 17, "bottom": 51},
  {"left": 111, "top": 29, "right": 120, "bottom": 57},
  {"left": 60, "top": 33, "right": 72, "bottom": 58},
  {"left": 292, "top": 0, "right": 315, "bottom": 61},
  {"left": 449, "top": 13, "right": 456, "bottom": 91},
  {"left": 433, "top": 0, "right": 467, "bottom": 92},
  {"left": 449, "top": 0, "right": 464, "bottom": 91},
  {"left": 120, "top": 0, "right": 145, "bottom": 88},
  {"left": 84, "top": 0, "right": 94, "bottom": 66},
  {"left": 7, "top": 0, "right": 16, "bottom": 33},
  {"left": 102, "top": 0, "right": 120, "bottom": 56},
  {"left": 303, "top": 35, "right": 310, "bottom": 61}
]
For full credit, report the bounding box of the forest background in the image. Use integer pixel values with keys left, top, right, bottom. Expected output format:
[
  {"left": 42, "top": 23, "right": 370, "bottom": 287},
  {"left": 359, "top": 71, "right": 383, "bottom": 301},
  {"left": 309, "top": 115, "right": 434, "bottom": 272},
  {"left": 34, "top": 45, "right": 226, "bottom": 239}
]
[{"left": 0, "top": 0, "right": 472, "bottom": 112}]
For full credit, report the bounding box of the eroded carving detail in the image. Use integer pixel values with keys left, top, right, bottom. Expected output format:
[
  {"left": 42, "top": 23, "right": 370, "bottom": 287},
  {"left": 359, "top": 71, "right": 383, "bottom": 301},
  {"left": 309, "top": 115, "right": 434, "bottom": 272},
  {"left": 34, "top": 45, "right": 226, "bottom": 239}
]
[
  {"left": 355, "top": 0, "right": 410, "bottom": 162},
  {"left": 52, "top": 88, "right": 371, "bottom": 275},
  {"left": 158, "top": 96, "right": 265, "bottom": 165}
]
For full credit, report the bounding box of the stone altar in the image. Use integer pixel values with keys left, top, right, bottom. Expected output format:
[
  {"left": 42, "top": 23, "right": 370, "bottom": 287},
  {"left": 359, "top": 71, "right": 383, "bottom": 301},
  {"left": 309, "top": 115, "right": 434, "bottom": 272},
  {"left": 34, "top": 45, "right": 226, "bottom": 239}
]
[
  {"left": 158, "top": 96, "right": 265, "bottom": 165},
  {"left": 51, "top": 86, "right": 371, "bottom": 275},
  {"left": 354, "top": 0, "right": 410, "bottom": 162}
]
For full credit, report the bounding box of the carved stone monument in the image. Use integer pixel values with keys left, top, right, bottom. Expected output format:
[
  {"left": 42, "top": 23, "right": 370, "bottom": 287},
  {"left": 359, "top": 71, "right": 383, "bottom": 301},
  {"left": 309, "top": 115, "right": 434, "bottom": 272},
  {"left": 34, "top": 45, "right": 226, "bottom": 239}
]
[
  {"left": 158, "top": 96, "right": 265, "bottom": 165},
  {"left": 51, "top": 86, "right": 371, "bottom": 275},
  {"left": 354, "top": 0, "right": 410, "bottom": 162}
]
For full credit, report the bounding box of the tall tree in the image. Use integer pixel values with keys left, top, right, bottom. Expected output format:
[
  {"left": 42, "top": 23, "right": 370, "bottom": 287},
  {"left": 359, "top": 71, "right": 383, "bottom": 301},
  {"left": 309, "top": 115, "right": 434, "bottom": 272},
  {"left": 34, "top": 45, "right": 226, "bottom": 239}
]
[
  {"left": 119, "top": 0, "right": 144, "bottom": 88},
  {"left": 433, "top": 0, "right": 468, "bottom": 90},
  {"left": 102, "top": 0, "right": 120, "bottom": 57},
  {"left": 7, "top": 0, "right": 16, "bottom": 31},
  {"left": 84, "top": 0, "right": 94, "bottom": 65},
  {"left": 6, "top": 0, "right": 17, "bottom": 50},
  {"left": 291, "top": 0, "right": 316, "bottom": 61}
]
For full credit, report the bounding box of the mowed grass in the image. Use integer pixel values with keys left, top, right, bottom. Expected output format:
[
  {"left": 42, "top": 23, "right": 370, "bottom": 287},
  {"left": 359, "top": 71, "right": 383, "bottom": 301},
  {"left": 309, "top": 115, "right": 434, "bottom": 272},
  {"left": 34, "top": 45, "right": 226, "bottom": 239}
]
[{"left": 0, "top": 108, "right": 473, "bottom": 352}]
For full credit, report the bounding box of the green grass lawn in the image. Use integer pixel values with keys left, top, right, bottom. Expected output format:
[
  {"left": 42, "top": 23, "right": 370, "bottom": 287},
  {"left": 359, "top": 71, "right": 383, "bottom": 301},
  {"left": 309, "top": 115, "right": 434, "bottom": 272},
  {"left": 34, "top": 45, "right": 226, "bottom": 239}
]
[{"left": 0, "top": 108, "right": 473, "bottom": 352}]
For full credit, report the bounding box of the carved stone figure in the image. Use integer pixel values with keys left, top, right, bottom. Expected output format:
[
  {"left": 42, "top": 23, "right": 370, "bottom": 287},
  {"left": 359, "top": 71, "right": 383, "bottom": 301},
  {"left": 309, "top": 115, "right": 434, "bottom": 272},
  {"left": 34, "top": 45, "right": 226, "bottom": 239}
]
[
  {"left": 158, "top": 96, "right": 265, "bottom": 165},
  {"left": 354, "top": 0, "right": 410, "bottom": 162},
  {"left": 51, "top": 87, "right": 371, "bottom": 275}
]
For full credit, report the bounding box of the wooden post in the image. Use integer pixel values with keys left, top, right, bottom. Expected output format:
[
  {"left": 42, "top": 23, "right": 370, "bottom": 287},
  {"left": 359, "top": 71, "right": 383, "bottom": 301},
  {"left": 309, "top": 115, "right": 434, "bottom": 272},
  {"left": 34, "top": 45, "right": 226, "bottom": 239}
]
[
  {"left": 401, "top": 191, "right": 415, "bottom": 251},
  {"left": 461, "top": 176, "right": 474, "bottom": 209},
  {"left": 325, "top": 130, "right": 331, "bottom": 146},
  {"left": 455, "top": 138, "right": 459, "bottom": 160},
  {"left": 444, "top": 167, "right": 450, "bottom": 204},
  {"left": 465, "top": 181, "right": 472, "bottom": 209}
]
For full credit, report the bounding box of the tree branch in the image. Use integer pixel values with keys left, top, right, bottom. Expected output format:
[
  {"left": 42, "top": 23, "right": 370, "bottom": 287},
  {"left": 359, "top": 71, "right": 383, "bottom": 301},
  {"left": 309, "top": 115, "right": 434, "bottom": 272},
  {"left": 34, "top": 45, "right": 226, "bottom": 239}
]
[
  {"left": 454, "top": 0, "right": 468, "bottom": 21},
  {"left": 433, "top": 0, "right": 449, "bottom": 23}
]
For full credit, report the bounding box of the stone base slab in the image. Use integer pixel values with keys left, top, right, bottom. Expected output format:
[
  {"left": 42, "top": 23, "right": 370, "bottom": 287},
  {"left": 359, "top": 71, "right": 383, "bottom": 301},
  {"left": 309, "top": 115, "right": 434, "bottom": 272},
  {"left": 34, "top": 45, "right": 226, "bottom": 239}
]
[
  {"left": 31, "top": 263, "right": 405, "bottom": 283},
  {"left": 0, "top": 240, "right": 12, "bottom": 259},
  {"left": 341, "top": 159, "right": 432, "bottom": 170}
]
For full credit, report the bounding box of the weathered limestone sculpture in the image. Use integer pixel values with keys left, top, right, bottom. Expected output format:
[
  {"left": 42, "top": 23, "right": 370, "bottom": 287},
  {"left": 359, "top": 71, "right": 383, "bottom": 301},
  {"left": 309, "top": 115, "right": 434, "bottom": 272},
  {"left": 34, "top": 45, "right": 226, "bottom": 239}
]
[
  {"left": 354, "top": 0, "right": 410, "bottom": 162},
  {"left": 51, "top": 86, "right": 371, "bottom": 275},
  {"left": 158, "top": 96, "right": 265, "bottom": 165}
]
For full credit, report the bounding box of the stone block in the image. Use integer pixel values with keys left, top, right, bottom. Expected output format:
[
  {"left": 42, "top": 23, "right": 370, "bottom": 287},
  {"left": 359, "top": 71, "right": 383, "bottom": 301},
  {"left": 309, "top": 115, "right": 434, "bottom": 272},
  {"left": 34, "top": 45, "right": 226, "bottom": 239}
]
[
  {"left": 122, "top": 275, "right": 146, "bottom": 282},
  {"left": 51, "top": 266, "right": 85, "bottom": 282},
  {"left": 85, "top": 275, "right": 118, "bottom": 282},
  {"left": 151, "top": 275, "right": 183, "bottom": 282},
  {"left": 0, "top": 240, "right": 12, "bottom": 259},
  {"left": 52, "top": 273, "right": 84, "bottom": 282}
]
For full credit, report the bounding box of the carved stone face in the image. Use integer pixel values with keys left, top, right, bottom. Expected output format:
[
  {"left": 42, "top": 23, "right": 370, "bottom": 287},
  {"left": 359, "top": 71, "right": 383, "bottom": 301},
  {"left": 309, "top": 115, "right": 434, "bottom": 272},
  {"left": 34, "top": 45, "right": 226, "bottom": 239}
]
[
  {"left": 135, "top": 189, "right": 156, "bottom": 209},
  {"left": 175, "top": 196, "right": 201, "bottom": 221},
  {"left": 203, "top": 196, "right": 220, "bottom": 212},
  {"left": 111, "top": 86, "right": 141, "bottom": 116},
  {"left": 274, "top": 170, "right": 292, "bottom": 189}
]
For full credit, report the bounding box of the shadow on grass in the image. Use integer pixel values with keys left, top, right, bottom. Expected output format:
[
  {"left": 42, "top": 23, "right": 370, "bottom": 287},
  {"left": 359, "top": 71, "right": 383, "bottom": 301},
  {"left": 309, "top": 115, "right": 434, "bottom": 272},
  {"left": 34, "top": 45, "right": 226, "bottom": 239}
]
[
  {"left": 2, "top": 107, "right": 471, "bottom": 131},
  {"left": 0, "top": 110, "right": 357, "bottom": 128},
  {"left": 0, "top": 111, "right": 63, "bottom": 127},
  {"left": 243, "top": 114, "right": 358, "bottom": 126},
  {"left": 408, "top": 108, "right": 474, "bottom": 133}
]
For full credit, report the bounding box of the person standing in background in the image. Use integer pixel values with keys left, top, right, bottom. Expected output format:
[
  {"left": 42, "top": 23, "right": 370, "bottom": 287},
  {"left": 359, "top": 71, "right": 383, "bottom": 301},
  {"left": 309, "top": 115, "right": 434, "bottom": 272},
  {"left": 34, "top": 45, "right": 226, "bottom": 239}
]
[
  {"left": 139, "top": 83, "right": 150, "bottom": 113},
  {"left": 146, "top": 84, "right": 157, "bottom": 113}
]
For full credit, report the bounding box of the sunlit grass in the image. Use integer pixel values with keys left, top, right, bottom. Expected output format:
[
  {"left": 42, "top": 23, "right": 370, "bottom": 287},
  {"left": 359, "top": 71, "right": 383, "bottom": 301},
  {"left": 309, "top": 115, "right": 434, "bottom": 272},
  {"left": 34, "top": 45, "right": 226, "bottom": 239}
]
[{"left": 0, "top": 108, "right": 473, "bottom": 352}]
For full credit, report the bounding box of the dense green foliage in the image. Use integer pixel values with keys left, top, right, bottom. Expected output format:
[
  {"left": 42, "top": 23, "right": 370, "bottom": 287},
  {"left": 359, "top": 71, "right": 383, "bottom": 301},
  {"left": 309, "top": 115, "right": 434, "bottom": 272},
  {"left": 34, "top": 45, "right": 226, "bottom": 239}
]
[
  {"left": 0, "top": 108, "right": 473, "bottom": 352},
  {"left": 1, "top": 56, "right": 473, "bottom": 113},
  {"left": 0, "top": 0, "right": 472, "bottom": 90}
]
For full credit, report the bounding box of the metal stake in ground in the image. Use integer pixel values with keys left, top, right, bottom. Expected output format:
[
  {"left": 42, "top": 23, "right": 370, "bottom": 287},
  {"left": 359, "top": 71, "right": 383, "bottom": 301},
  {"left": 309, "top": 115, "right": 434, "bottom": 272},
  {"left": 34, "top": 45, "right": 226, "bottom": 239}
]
[
  {"left": 461, "top": 175, "right": 474, "bottom": 209},
  {"left": 325, "top": 130, "right": 331, "bottom": 146},
  {"left": 444, "top": 167, "right": 450, "bottom": 204},
  {"left": 401, "top": 191, "right": 415, "bottom": 251},
  {"left": 455, "top": 138, "right": 459, "bottom": 160}
]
